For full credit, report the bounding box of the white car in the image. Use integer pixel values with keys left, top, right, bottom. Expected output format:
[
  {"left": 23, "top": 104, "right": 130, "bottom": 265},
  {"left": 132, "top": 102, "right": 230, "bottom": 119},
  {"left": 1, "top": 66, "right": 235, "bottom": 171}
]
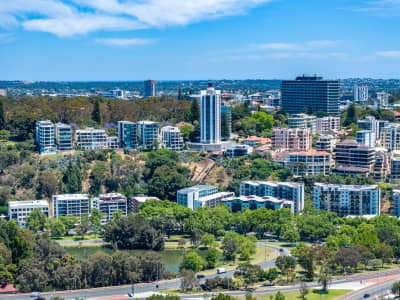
[
  {"left": 217, "top": 268, "right": 226, "bottom": 274},
  {"left": 31, "top": 292, "right": 40, "bottom": 297}
]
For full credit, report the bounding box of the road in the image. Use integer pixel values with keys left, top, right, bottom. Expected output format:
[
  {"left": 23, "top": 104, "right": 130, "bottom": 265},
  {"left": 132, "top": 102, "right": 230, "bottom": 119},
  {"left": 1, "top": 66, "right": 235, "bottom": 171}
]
[{"left": 0, "top": 243, "right": 288, "bottom": 300}]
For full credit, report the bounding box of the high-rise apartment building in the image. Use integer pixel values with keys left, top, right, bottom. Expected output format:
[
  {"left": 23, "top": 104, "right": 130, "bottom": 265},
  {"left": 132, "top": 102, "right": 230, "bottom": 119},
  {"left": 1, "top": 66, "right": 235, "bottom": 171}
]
[
  {"left": 144, "top": 80, "right": 157, "bottom": 97},
  {"left": 272, "top": 128, "right": 312, "bottom": 152},
  {"left": 356, "top": 130, "right": 376, "bottom": 148},
  {"left": 221, "top": 105, "right": 232, "bottom": 139},
  {"left": 35, "top": 120, "right": 56, "bottom": 154},
  {"left": 354, "top": 85, "right": 369, "bottom": 104},
  {"left": 75, "top": 128, "right": 108, "bottom": 150},
  {"left": 55, "top": 123, "right": 73, "bottom": 151},
  {"left": 281, "top": 75, "right": 340, "bottom": 116},
  {"left": 8, "top": 200, "right": 49, "bottom": 228},
  {"left": 91, "top": 193, "right": 127, "bottom": 224},
  {"left": 357, "top": 116, "right": 380, "bottom": 139},
  {"left": 160, "top": 126, "right": 184, "bottom": 151},
  {"left": 391, "top": 157, "right": 400, "bottom": 182},
  {"left": 380, "top": 124, "right": 400, "bottom": 151},
  {"left": 316, "top": 117, "right": 341, "bottom": 134},
  {"left": 200, "top": 83, "right": 221, "bottom": 144},
  {"left": 52, "top": 194, "right": 90, "bottom": 219},
  {"left": 240, "top": 181, "right": 304, "bottom": 214},
  {"left": 313, "top": 183, "right": 380, "bottom": 217},
  {"left": 117, "top": 121, "right": 137, "bottom": 149},
  {"left": 288, "top": 149, "right": 333, "bottom": 177},
  {"left": 376, "top": 91, "right": 389, "bottom": 106},
  {"left": 288, "top": 114, "right": 317, "bottom": 134},
  {"left": 177, "top": 185, "right": 233, "bottom": 210},
  {"left": 393, "top": 190, "right": 400, "bottom": 217},
  {"left": 315, "top": 135, "right": 337, "bottom": 152},
  {"left": 137, "top": 121, "right": 159, "bottom": 149},
  {"left": 334, "top": 139, "right": 376, "bottom": 170}
]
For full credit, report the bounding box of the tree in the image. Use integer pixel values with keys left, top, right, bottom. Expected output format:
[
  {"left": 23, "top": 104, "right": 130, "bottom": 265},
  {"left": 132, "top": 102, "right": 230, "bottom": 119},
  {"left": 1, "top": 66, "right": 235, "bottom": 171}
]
[
  {"left": 275, "top": 291, "right": 285, "bottom": 300},
  {"left": 376, "top": 243, "right": 393, "bottom": 267},
  {"left": 0, "top": 99, "right": 5, "bottom": 130},
  {"left": 205, "top": 248, "right": 218, "bottom": 269},
  {"left": 211, "top": 294, "right": 235, "bottom": 300},
  {"left": 76, "top": 215, "right": 90, "bottom": 240},
  {"left": 180, "top": 269, "right": 199, "bottom": 292},
  {"left": 62, "top": 159, "right": 82, "bottom": 193},
  {"left": 190, "top": 99, "right": 200, "bottom": 123},
  {"left": 0, "top": 130, "right": 10, "bottom": 142},
  {"left": 178, "top": 238, "right": 186, "bottom": 249},
  {"left": 26, "top": 208, "right": 47, "bottom": 232},
  {"left": 318, "top": 262, "right": 332, "bottom": 291},
  {"left": 92, "top": 98, "right": 102, "bottom": 125},
  {"left": 90, "top": 209, "right": 104, "bottom": 232},
  {"left": 343, "top": 103, "right": 358, "bottom": 127},
  {"left": 264, "top": 267, "right": 279, "bottom": 284},
  {"left": 335, "top": 248, "right": 360, "bottom": 273},
  {"left": 299, "top": 282, "right": 309, "bottom": 300},
  {"left": 59, "top": 215, "right": 79, "bottom": 235},
  {"left": 37, "top": 170, "right": 59, "bottom": 199},
  {"left": 47, "top": 219, "right": 65, "bottom": 238},
  {"left": 179, "top": 125, "right": 194, "bottom": 142},
  {"left": 180, "top": 252, "right": 203, "bottom": 272},
  {"left": 282, "top": 226, "right": 300, "bottom": 244},
  {"left": 201, "top": 233, "right": 215, "bottom": 248}
]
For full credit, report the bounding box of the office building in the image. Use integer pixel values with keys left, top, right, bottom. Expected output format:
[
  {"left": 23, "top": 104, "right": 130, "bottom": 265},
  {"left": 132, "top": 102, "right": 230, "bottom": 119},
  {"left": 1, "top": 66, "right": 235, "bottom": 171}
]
[
  {"left": 137, "top": 121, "right": 159, "bottom": 149},
  {"left": 357, "top": 116, "right": 380, "bottom": 139},
  {"left": 226, "top": 144, "right": 253, "bottom": 158},
  {"left": 221, "top": 105, "right": 232, "bottom": 139},
  {"left": 356, "top": 130, "right": 376, "bottom": 148},
  {"left": 288, "top": 149, "right": 333, "bottom": 176},
  {"left": 393, "top": 190, "right": 400, "bottom": 217},
  {"left": 128, "top": 196, "right": 160, "bottom": 213},
  {"left": 177, "top": 185, "right": 233, "bottom": 210},
  {"left": 380, "top": 124, "right": 400, "bottom": 151},
  {"left": 222, "top": 195, "right": 293, "bottom": 213},
  {"left": 117, "top": 121, "right": 137, "bottom": 149},
  {"left": 55, "top": 123, "right": 73, "bottom": 151},
  {"left": 111, "top": 89, "right": 126, "bottom": 99},
  {"left": 240, "top": 181, "right": 304, "bottom": 214},
  {"left": 376, "top": 91, "right": 389, "bottom": 106},
  {"left": 354, "top": 85, "right": 369, "bottom": 104},
  {"left": 52, "top": 194, "right": 90, "bottom": 219},
  {"left": 75, "top": 128, "right": 108, "bottom": 150},
  {"left": 315, "top": 135, "right": 337, "bottom": 152},
  {"left": 160, "top": 126, "right": 184, "bottom": 151},
  {"left": 281, "top": 75, "right": 340, "bottom": 116},
  {"left": 144, "top": 80, "right": 157, "bottom": 97},
  {"left": 288, "top": 114, "right": 317, "bottom": 135},
  {"left": 272, "top": 128, "right": 312, "bottom": 152},
  {"left": 316, "top": 117, "right": 341, "bottom": 134},
  {"left": 8, "top": 200, "right": 49, "bottom": 228},
  {"left": 35, "top": 120, "right": 56, "bottom": 154},
  {"left": 200, "top": 83, "right": 221, "bottom": 144},
  {"left": 334, "top": 139, "right": 376, "bottom": 170},
  {"left": 91, "top": 193, "right": 127, "bottom": 224},
  {"left": 313, "top": 183, "right": 380, "bottom": 217}
]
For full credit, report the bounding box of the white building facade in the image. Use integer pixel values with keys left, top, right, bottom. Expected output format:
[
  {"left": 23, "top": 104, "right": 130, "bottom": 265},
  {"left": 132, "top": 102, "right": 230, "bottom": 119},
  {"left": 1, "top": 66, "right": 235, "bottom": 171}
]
[
  {"left": 200, "top": 84, "right": 221, "bottom": 144},
  {"left": 8, "top": 200, "right": 49, "bottom": 228},
  {"left": 52, "top": 194, "right": 90, "bottom": 219},
  {"left": 160, "top": 126, "right": 184, "bottom": 151}
]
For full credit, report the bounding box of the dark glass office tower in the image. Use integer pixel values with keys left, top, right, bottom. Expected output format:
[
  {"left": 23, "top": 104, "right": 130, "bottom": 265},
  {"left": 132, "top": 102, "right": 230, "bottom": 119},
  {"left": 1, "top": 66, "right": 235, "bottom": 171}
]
[{"left": 281, "top": 75, "right": 339, "bottom": 116}]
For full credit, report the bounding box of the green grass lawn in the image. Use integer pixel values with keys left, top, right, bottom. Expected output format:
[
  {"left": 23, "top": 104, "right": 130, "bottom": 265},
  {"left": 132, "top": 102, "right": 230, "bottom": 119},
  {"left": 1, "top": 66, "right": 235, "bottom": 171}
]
[
  {"left": 52, "top": 233, "right": 102, "bottom": 241},
  {"left": 237, "top": 289, "right": 350, "bottom": 300}
]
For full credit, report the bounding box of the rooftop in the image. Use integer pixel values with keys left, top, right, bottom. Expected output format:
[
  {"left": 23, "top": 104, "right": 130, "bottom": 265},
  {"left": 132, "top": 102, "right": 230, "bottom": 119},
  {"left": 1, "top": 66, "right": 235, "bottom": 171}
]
[
  {"left": 314, "top": 183, "right": 378, "bottom": 191},
  {"left": 290, "top": 149, "right": 331, "bottom": 156},
  {"left": 52, "top": 194, "right": 89, "bottom": 200},
  {"left": 178, "top": 185, "right": 217, "bottom": 194},
  {"left": 240, "top": 180, "right": 302, "bottom": 188},
  {"left": 222, "top": 195, "right": 291, "bottom": 205},
  {"left": 8, "top": 200, "right": 49, "bottom": 208}
]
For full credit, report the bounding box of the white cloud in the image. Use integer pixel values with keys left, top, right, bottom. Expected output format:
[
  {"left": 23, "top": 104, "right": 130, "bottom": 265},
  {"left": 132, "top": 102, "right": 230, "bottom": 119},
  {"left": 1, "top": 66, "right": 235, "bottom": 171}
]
[
  {"left": 95, "top": 37, "right": 154, "bottom": 46},
  {"left": 377, "top": 50, "right": 400, "bottom": 57},
  {"left": 252, "top": 40, "right": 339, "bottom": 51},
  {"left": 0, "top": 0, "right": 274, "bottom": 36},
  {"left": 353, "top": 0, "right": 400, "bottom": 15}
]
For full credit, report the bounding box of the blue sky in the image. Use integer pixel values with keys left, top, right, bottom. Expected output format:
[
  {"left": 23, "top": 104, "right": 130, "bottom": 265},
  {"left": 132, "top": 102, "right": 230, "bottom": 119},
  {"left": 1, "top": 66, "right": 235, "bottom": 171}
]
[{"left": 1, "top": 0, "right": 400, "bottom": 81}]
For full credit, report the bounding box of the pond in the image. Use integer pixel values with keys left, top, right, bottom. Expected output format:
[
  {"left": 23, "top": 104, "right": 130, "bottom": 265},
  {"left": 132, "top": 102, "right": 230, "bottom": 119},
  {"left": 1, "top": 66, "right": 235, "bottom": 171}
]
[{"left": 65, "top": 247, "right": 204, "bottom": 273}]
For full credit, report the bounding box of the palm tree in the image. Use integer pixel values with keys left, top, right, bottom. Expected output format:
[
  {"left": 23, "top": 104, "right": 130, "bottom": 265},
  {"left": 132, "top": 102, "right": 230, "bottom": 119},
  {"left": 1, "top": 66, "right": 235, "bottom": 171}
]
[{"left": 318, "top": 263, "right": 332, "bottom": 291}]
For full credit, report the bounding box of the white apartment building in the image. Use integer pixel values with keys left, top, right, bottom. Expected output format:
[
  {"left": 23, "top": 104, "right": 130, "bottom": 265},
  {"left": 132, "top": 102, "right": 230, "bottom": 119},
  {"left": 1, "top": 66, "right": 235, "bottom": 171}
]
[
  {"left": 315, "top": 135, "right": 337, "bottom": 152},
  {"left": 91, "top": 193, "right": 127, "bottom": 224},
  {"left": 177, "top": 185, "right": 233, "bottom": 210},
  {"left": 313, "top": 183, "right": 380, "bottom": 217},
  {"left": 356, "top": 130, "right": 376, "bottom": 148},
  {"left": 55, "top": 123, "right": 73, "bottom": 151},
  {"left": 200, "top": 83, "right": 221, "bottom": 144},
  {"left": 376, "top": 91, "right": 389, "bottom": 106},
  {"left": 75, "top": 128, "right": 108, "bottom": 150},
  {"left": 381, "top": 124, "right": 400, "bottom": 151},
  {"left": 316, "top": 117, "right": 341, "bottom": 135},
  {"left": 52, "top": 194, "right": 90, "bottom": 219},
  {"left": 160, "top": 126, "right": 184, "bottom": 151},
  {"left": 35, "top": 120, "right": 56, "bottom": 154},
  {"left": 288, "top": 114, "right": 317, "bottom": 135},
  {"left": 137, "top": 121, "right": 159, "bottom": 149},
  {"left": 354, "top": 85, "right": 369, "bottom": 104},
  {"left": 8, "top": 200, "right": 49, "bottom": 228},
  {"left": 272, "top": 128, "right": 311, "bottom": 152},
  {"left": 357, "top": 116, "right": 381, "bottom": 139}
]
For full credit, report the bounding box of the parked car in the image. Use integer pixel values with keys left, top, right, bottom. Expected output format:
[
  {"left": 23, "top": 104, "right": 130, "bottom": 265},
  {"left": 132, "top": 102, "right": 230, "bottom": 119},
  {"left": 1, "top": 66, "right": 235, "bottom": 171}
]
[
  {"left": 31, "top": 292, "right": 40, "bottom": 298},
  {"left": 217, "top": 268, "right": 226, "bottom": 274},
  {"left": 200, "top": 284, "right": 212, "bottom": 291},
  {"left": 364, "top": 294, "right": 370, "bottom": 298},
  {"left": 197, "top": 274, "right": 205, "bottom": 279}
]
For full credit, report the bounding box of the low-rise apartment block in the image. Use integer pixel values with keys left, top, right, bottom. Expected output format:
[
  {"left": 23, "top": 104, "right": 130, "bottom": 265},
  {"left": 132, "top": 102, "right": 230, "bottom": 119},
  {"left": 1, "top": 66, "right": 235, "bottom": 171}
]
[
  {"left": 35, "top": 120, "right": 56, "bottom": 154},
  {"left": 177, "top": 185, "right": 234, "bottom": 210},
  {"left": 356, "top": 130, "right": 376, "bottom": 148},
  {"left": 315, "top": 135, "right": 336, "bottom": 152},
  {"left": 272, "top": 128, "right": 311, "bottom": 152},
  {"left": 137, "top": 121, "right": 159, "bottom": 149},
  {"left": 316, "top": 117, "right": 341, "bottom": 135},
  {"left": 55, "top": 123, "right": 73, "bottom": 151},
  {"left": 75, "top": 128, "right": 109, "bottom": 151},
  {"left": 8, "top": 200, "right": 49, "bottom": 228},
  {"left": 334, "top": 139, "right": 376, "bottom": 170},
  {"left": 391, "top": 157, "right": 400, "bottom": 182},
  {"left": 222, "top": 195, "right": 293, "bottom": 213},
  {"left": 313, "top": 183, "right": 380, "bottom": 217},
  {"left": 288, "top": 114, "right": 316, "bottom": 135},
  {"left": 52, "top": 194, "right": 90, "bottom": 219},
  {"left": 357, "top": 116, "right": 380, "bottom": 139},
  {"left": 117, "top": 121, "right": 137, "bottom": 149},
  {"left": 226, "top": 145, "right": 253, "bottom": 158},
  {"left": 240, "top": 180, "right": 304, "bottom": 214},
  {"left": 91, "top": 193, "right": 127, "bottom": 224},
  {"left": 380, "top": 124, "right": 400, "bottom": 151},
  {"left": 393, "top": 190, "right": 400, "bottom": 217},
  {"left": 160, "top": 126, "right": 184, "bottom": 151},
  {"left": 288, "top": 149, "right": 333, "bottom": 177}
]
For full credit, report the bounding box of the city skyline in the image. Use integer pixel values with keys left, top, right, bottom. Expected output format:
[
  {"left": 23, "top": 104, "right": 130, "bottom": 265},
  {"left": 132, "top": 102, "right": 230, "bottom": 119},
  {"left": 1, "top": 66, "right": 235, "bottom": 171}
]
[{"left": 1, "top": 0, "right": 400, "bottom": 81}]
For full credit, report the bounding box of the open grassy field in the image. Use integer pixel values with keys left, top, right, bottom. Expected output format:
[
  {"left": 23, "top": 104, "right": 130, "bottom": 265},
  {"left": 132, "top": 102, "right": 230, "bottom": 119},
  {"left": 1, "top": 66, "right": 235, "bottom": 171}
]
[{"left": 236, "top": 289, "right": 351, "bottom": 300}]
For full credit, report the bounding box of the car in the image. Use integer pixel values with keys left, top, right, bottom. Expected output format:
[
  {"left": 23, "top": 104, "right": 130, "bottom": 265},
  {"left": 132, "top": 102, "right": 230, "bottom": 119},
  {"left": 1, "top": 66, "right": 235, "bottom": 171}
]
[
  {"left": 197, "top": 274, "right": 205, "bottom": 279},
  {"left": 200, "top": 284, "right": 212, "bottom": 292},
  {"left": 279, "top": 248, "right": 284, "bottom": 252},
  {"left": 217, "top": 268, "right": 226, "bottom": 274},
  {"left": 31, "top": 292, "right": 40, "bottom": 298},
  {"left": 128, "top": 293, "right": 133, "bottom": 298},
  {"left": 35, "top": 297, "right": 45, "bottom": 300},
  {"left": 364, "top": 294, "right": 370, "bottom": 298}
]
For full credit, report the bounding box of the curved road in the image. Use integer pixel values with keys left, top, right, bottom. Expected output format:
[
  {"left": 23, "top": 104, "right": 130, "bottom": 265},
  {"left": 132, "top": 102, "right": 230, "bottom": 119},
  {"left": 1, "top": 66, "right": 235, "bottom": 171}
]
[{"left": 0, "top": 243, "right": 288, "bottom": 300}]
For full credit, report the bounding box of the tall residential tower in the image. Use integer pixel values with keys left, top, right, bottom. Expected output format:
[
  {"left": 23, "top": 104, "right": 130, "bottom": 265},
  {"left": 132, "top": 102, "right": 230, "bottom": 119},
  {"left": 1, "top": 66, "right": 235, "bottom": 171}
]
[{"left": 200, "top": 83, "right": 221, "bottom": 144}]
